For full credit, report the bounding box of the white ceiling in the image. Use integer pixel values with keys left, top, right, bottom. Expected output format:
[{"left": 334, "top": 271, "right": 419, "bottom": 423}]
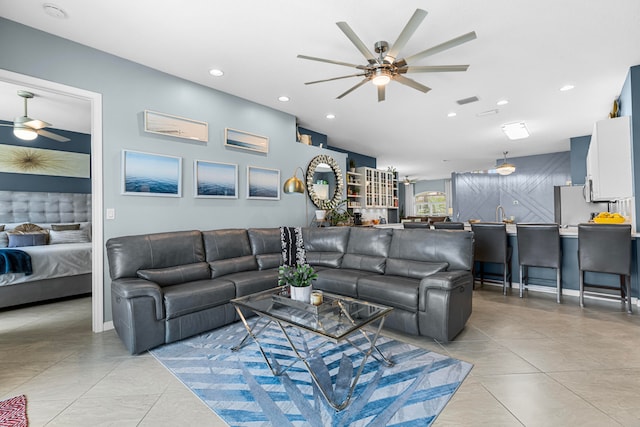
[{"left": 1, "top": 0, "right": 639, "bottom": 180}]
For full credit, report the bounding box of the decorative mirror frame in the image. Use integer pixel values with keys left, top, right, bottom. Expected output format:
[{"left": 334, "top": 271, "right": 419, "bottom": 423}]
[{"left": 305, "top": 154, "right": 344, "bottom": 209}]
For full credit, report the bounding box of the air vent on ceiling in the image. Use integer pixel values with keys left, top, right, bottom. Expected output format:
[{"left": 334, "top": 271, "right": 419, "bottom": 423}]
[{"left": 456, "top": 96, "right": 479, "bottom": 105}]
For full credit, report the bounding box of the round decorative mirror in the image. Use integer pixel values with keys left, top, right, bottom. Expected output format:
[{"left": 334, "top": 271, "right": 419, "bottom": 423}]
[{"left": 306, "top": 155, "right": 344, "bottom": 210}]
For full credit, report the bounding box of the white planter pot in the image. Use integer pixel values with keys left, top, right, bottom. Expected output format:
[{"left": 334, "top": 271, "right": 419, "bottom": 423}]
[
  {"left": 290, "top": 285, "right": 312, "bottom": 304},
  {"left": 315, "top": 210, "right": 326, "bottom": 221}
]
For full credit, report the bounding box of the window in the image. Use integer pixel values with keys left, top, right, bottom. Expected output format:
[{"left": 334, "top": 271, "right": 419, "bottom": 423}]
[{"left": 415, "top": 191, "right": 447, "bottom": 216}]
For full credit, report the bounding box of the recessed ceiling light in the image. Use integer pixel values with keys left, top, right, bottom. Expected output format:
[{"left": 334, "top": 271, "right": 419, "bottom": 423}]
[
  {"left": 209, "top": 69, "right": 224, "bottom": 77},
  {"left": 501, "top": 122, "right": 530, "bottom": 140},
  {"left": 43, "top": 3, "right": 67, "bottom": 19},
  {"left": 447, "top": 112, "right": 457, "bottom": 118},
  {"left": 278, "top": 96, "right": 290, "bottom": 102},
  {"left": 497, "top": 99, "right": 509, "bottom": 106},
  {"left": 560, "top": 84, "right": 575, "bottom": 92},
  {"left": 326, "top": 114, "right": 336, "bottom": 119}
]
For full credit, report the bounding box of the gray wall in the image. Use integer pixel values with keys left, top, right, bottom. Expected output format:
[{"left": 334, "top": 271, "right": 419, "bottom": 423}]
[
  {"left": 452, "top": 152, "right": 571, "bottom": 223},
  {"left": 569, "top": 135, "right": 590, "bottom": 185},
  {"left": 0, "top": 18, "right": 346, "bottom": 321}
]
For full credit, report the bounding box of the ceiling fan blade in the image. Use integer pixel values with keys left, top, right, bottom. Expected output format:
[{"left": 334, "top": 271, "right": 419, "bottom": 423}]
[
  {"left": 393, "top": 75, "right": 431, "bottom": 93},
  {"left": 336, "top": 78, "right": 370, "bottom": 99},
  {"left": 37, "top": 129, "right": 70, "bottom": 142},
  {"left": 386, "top": 9, "right": 428, "bottom": 62},
  {"left": 336, "top": 21, "right": 378, "bottom": 64},
  {"left": 399, "top": 31, "right": 477, "bottom": 67},
  {"left": 377, "top": 85, "right": 386, "bottom": 102},
  {"left": 399, "top": 65, "right": 469, "bottom": 73},
  {"left": 24, "top": 119, "right": 51, "bottom": 130},
  {"left": 304, "top": 73, "right": 367, "bottom": 85},
  {"left": 297, "top": 54, "right": 368, "bottom": 70}
]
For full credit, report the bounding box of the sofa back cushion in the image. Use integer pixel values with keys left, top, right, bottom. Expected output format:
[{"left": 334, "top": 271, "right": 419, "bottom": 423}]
[
  {"left": 106, "top": 230, "right": 205, "bottom": 280},
  {"left": 247, "top": 228, "right": 282, "bottom": 270},
  {"left": 341, "top": 227, "right": 393, "bottom": 273},
  {"left": 388, "top": 229, "right": 474, "bottom": 271},
  {"left": 384, "top": 259, "right": 448, "bottom": 279},
  {"left": 137, "top": 262, "right": 210, "bottom": 287},
  {"left": 202, "top": 229, "right": 258, "bottom": 278},
  {"left": 302, "top": 227, "right": 350, "bottom": 268}
]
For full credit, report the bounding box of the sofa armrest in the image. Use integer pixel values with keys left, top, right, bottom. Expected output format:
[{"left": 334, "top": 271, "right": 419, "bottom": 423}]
[
  {"left": 418, "top": 271, "right": 471, "bottom": 311},
  {"left": 111, "top": 278, "right": 164, "bottom": 320}
]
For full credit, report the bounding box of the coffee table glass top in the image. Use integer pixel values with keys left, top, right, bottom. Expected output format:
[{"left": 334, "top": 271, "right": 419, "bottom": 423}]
[{"left": 231, "top": 286, "right": 393, "bottom": 342}]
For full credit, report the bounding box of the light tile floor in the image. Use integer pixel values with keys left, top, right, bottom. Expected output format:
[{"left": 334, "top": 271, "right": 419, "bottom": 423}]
[{"left": 2, "top": 286, "right": 639, "bottom": 426}]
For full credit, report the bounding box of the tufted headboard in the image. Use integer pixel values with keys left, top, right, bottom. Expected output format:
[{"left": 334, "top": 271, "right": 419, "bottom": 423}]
[{"left": 0, "top": 191, "right": 91, "bottom": 224}]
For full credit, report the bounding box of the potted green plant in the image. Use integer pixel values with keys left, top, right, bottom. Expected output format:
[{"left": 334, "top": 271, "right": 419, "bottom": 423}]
[
  {"left": 349, "top": 159, "right": 356, "bottom": 172},
  {"left": 325, "top": 199, "right": 352, "bottom": 226},
  {"left": 278, "top": 264, "right": 318, "bottom": 303}
]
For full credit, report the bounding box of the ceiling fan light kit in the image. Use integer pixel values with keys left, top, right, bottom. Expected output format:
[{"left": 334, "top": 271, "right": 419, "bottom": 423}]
[
  {"left": 495, "top": 151, "right": 516, "bottom": 176},
  {"left": 13, "top": 126, "right": 38, "bottom": 141},
  {"left": 298, "top": 8, "right": 476, "bottom": 102}
]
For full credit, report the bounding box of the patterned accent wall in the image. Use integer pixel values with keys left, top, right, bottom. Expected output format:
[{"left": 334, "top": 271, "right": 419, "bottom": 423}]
[{"left": 452, "top": 152, "right": 571, "bottom": 223}]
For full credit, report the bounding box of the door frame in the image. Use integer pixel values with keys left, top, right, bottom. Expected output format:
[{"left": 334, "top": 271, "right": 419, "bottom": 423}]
[{"left": 0, "top": 69, "right": 105, "bottom": 332}]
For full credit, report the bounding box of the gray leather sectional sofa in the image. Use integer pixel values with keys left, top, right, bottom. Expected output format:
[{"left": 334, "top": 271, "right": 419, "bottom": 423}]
[{"left": 106, "top": 226, "right": 474, "bottom": 354}]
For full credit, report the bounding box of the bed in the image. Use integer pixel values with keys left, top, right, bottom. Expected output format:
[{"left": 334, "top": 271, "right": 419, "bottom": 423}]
[{"left": 0, "top": 191, "right": 92, "bottom": 309}]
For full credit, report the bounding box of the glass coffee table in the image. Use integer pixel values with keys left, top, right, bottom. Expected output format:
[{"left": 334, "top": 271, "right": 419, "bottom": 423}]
[{"left": 231, "top": 285, "right": 394, "bottom": 411}]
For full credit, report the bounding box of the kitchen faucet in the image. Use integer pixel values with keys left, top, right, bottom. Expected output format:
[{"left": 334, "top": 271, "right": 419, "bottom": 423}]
[{"left": 496, "top": 205, "right": 506, "bottom": 222}]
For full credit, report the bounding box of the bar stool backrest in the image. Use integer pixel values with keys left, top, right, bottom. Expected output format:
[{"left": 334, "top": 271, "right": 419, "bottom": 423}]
[
  {"left": 578, "top": 223, "right": 631, "bottom": 275},
  {"left": 516, "top": 223, "right": 561, "bottom": 269},
  {"left": 403, "top": 222, "right": 431, "bottom": 229},
  {"left": 470, "top": 222, "right": 508, "bottom": 263},
  {"left": 433, "top": 222, "right": 465, "bottom": 230}
]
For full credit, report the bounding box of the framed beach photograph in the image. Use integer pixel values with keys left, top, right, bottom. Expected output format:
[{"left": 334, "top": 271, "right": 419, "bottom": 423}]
[
  {"left": 247, "top": 166, "right": 280, "bottom": 200},
  {"left": 121, "top": 150, "right": 182, "bottom": 197},
  {"left": 144, "top": 110, "right": 208, "bottom": 142},
  {"left": 225, "top": 128, "right": 269, "bottom": 154},
  {"left": 194, "top": 160, "right": 238, "bottom": 198}
]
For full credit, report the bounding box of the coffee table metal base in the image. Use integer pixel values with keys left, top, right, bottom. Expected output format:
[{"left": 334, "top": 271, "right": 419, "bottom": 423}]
[{"left": 231, "top": 306, "right": 393, "bottom": 411}]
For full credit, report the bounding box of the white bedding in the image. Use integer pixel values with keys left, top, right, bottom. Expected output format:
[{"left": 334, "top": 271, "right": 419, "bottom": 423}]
[{"left": 0, "top": 242, "right": 92, "bottom": 286}]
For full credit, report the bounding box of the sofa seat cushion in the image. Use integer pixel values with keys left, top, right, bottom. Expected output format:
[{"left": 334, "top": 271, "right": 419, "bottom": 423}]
[
  {"left": 163, "top": 279, "right": 236, "bottom": 320},
  {"left": 357, "top": 275, "right": 420, "bottom": 312},
  {"left": 384, "top": 259, "right": 448, "bottom": 279},
  {"left": 314, "top": 268, "right": 376, "bottom": 298},
  {"left": 224, "top": 269, "right": 279, "bottom": 297},
  {"left": 137, "top": 262, "right": 210, "bottom": 287}
]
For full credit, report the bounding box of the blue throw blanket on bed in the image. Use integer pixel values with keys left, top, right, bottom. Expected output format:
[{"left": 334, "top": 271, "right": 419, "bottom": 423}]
[{"left": 0, "top": 249, "right": 33, "bottom": 276}]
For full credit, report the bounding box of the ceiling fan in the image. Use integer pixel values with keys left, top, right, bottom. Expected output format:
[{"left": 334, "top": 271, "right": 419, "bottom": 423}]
[
  {"left": 403, "top": 176, "right": 417, "bottom": 186},
  {"left": 0, "top": 90, "right": 70, "bottom": 142},
  {"left": 298, "top": 9, "right": 476, "bottom": 102}
]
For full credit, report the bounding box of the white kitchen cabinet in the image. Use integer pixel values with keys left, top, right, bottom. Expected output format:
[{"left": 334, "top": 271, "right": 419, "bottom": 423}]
[
  {"left": 585, "top": 116, "right": 632, "bottom": 201},
  {"left": 356, "top": 167, "right": 397, "bottom": 209}
]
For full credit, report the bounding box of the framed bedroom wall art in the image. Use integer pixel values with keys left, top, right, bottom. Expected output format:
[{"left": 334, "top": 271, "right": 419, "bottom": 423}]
[
  {"left": 144, "top": 110, "right": 208, "bottom": 142},
  {"left": 121, "top": 150, "right": 182, "bottom": 197},
  {"left": 246, "top": 166, "right": 280, "bottom": 200},
  {"left": 225, "top": 128, "right": 269, "bottom": 154},
  {"left": 194, "top": 160, "right": 238, "bottom": 198},
  {"left": 0, "top": 144, "right": 90, "bottom": 178}
]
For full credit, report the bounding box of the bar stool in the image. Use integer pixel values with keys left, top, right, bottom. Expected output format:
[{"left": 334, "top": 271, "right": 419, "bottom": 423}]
[
  {"left": 433, "top": 222, "right": 465, "bottom": 230},
  {"left": 516, "top": 223, "right": 562, "bottom": 303},
  {"left": 470, "top": 222, "right": 512, "bottom": 294},
  {"left": 403, "top": 222, "right": 431, "bottom": 229},
  {"left": 578, "top": 223, "right": 632, "bottom": 313}
]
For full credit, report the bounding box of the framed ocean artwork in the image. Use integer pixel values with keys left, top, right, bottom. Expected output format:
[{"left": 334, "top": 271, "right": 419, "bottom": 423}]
[
  {"left": 121, "top": 150, "right": 182, "bottom": 197},
  {"left": 225, "top": 128, "right": 269, "bottom": 154},
  {"left": 144, "top": 110, "right": 208, "bottom": 142},
  {"left": 194, "top": 160, "right": 238, "bottom": 198},
  {"left": 247, "top": 166, "right": 280, "bottom": 200}
]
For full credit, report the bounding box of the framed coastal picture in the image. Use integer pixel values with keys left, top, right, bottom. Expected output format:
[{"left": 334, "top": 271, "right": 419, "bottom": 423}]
[
  {"left": 194, "top": 160, "right": 238, "bottom": 198},
  {"left": 247, "top": 166, "right": 280, "bottom": 200},
  {"left": 121, "top": 150, "right": 182, "bottom": 197},
  {"left": 144, "top": 110, "right": 208, "bottom": 142},
  {"left": 225, "top": 128, "right": 269, "bottom": 154}
]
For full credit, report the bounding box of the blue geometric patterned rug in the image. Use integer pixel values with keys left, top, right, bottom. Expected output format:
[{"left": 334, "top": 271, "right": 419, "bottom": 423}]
[{"left": 150, "top": 321, "right": 472, "bottom": 426}]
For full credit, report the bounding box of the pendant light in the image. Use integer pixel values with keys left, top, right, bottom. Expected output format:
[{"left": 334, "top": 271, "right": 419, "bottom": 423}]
[{"left": 495, "top": 151, "right": 516, "bottom": 176}]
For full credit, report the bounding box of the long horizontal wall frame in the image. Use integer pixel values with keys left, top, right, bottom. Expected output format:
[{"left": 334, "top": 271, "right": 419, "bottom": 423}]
[{"left": 144, "top": 110, "right": 208, "bottom": 142}]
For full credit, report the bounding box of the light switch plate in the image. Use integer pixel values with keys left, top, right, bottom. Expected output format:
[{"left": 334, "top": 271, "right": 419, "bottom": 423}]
[{"left": 106, "top": 208, "right": 115, "bottom": 220}]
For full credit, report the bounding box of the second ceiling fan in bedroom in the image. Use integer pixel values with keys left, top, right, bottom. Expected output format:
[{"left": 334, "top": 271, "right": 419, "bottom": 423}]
[{"left": 298, "top": 9, "right": 477, "bottom": 102}]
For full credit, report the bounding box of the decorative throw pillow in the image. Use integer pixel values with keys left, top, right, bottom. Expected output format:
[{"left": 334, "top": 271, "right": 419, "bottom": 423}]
[
  {"left": 0, "top": 231, "right": 8, "bottom": 248},
  {"left": 8, "top": 232, "right": 48, "bottom": 247},
  {"left": 13, "top": 223, "right": 44, "bottom": 232},
  {"left": 51, "top": 223, "right": 81, "bottom": 231},
  {"left": 280, "top": 226, "right": 306, "bottom": 266},
  {"left": 49, "top": 229, "right": 90, "bottom": 245}
]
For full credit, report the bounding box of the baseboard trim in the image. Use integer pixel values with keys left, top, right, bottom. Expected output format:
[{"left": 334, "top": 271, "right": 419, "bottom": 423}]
[{"left": 103, "top": 321, "right": 114, "bottom": 331}]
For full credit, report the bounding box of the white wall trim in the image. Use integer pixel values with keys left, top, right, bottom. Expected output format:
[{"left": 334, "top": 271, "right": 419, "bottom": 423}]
[{"left": 0, "top": 69, "right": 104, "bottom": 332}]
